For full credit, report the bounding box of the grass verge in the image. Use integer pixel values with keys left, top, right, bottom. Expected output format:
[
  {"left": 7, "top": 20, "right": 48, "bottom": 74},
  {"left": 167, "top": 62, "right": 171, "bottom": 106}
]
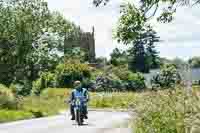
[
  {"left": 0, "top": 110, "right": 33, "bottom": 123},
  {"left": 132, "top": 86, "right": 200, "bottom": 133}
]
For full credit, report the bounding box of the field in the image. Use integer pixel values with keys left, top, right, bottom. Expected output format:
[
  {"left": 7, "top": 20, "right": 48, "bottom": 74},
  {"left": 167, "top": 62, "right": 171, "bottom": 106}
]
[
  {"left": 131, "top": 86, "right": 200, "bottom": 133},
  {"left": 0, "top": 88, "right": 137, "bottom": 123},
  {"left": 1, "top": 87, "right": 200, "bottom": 133}
]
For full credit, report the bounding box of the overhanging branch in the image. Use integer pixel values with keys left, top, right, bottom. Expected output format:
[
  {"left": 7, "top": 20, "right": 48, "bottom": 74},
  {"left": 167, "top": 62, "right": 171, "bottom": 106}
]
[{"left": 146, "top": 3, "right": 159, "bottom": 20}]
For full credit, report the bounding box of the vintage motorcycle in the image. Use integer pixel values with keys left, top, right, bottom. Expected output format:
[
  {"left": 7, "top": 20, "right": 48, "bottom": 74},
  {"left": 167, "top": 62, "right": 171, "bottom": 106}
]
[{"left": 73, "top": 96, "right": 85, "bottom": 125}]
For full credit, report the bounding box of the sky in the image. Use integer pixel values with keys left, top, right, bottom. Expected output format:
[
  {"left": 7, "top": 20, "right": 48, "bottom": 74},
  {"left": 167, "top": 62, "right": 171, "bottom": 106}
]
[{"left": 46, "top": 0, "right": 200, "bottom": 60}]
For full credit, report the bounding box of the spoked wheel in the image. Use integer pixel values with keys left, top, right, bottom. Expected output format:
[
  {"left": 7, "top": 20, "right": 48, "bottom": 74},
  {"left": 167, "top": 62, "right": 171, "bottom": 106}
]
[{"left": 75, "top": 109, "right": 83, "bottom": 126}]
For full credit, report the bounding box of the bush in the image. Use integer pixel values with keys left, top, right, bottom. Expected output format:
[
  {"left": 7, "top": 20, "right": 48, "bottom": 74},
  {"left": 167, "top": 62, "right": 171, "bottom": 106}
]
[
  {"left": 0, "top": 110, "right": 33, "bottom": 123},
  {"left": 112, "top": 66, "right": 146, "bottom": 91},
  {"left": 32, "top": 72, "right": 57, "bottom": 95},
  {"left": 94, "top": 73, "right": 123, "bottom": 92},
  {"left": 81, "top": 78, "right": 96, "bottom": 90},
  {"left": 151, "top": 64, "right": 181, "bottom": 89},
  {"left": 0, "top": 84, "right": 18, "bottom": 110},
  {"left": 40, "top": 88, "right": 71, "bottom": 99},
  {"left": 125, "top": 72, "right": 146, "bottom": 91},
  {"left": 91, "top": 66, "right": 145, "bottom": 92},
  {"left": 90, "top": 69, "right": 104, "bottom": 80},
  {"left": 9, "top": 80, "right": 32, "bottom": 96},
  {"left": 55, "top": 62, "right": 91, "bottom": 87}
]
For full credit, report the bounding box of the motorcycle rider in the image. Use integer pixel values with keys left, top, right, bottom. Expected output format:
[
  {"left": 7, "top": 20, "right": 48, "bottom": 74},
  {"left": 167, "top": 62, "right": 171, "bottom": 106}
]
[{"left": 68, "top": 80, "right": 89, "bottom": 120}]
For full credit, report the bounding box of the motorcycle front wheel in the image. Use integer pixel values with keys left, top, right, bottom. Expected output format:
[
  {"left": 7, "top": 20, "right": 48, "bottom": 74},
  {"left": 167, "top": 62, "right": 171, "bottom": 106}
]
[{"left": 75, "top": 109, "right": 83, "bottom": 126}]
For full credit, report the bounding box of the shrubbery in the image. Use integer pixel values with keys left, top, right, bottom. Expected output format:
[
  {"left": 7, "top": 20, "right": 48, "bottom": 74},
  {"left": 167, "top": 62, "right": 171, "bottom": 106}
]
[
  {"left": 55, "top": 61, "right": 91, "bottom": 88},
  {"left": 9, "top": 80, "right": 32, "bottom": 96},
  {"left": 151, "top": 64, "right": 181, "bottom": 89},
  {"left": 111, "top": 66, "right": 146, "bottom": 91},
  {"left": 94, "top": 73, "right": 122, "bottom": 91},
  {"left": 0, "top": 84, "right": 18, "bottom": 110},
  {"left": 124, "top": 72, "right": 146, "bottom": 91},
  {"left": 31, "top": 61, "right": 92, "bottom": 94},
  {"left": 32, "top": 72, "right": 57, "bottom": 95},
  {"left": 89, "top": 66, "right": 146, "bottom": 92}
]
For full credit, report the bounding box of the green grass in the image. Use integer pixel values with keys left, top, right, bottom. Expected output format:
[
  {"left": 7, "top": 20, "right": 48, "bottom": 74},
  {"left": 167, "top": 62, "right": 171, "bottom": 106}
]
[
  {"left": 30, "top": 87, "right": 200, "bottom": 133},
  {"left": 132, "top": 86, "right": 200, "bottom": 133},
  {"left": 2, "top": 86, "right": 200, "bottom": 133},
  {"left": 22, "top": 89, "right": 137, "bottom": 117},
  {"left": 0, "top": 88, "right": 138, "bottom": 123},
  {"left": 89, "top": 92, "right": 137, "bottom": 109},
  {"left": 0, "top": 110, "right": 33, "bottom": 123},
  {"left": 0, "top": 88, "right": 71, "bottom": 123},
  {"left": 21, "top": 88, "right": 71, "bottom": 117}
]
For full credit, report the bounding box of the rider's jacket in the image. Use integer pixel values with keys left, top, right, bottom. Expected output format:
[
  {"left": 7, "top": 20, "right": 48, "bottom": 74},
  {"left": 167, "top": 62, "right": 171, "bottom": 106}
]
[{"left": 69, "top": 88, "right": 89, "bottom": 105}]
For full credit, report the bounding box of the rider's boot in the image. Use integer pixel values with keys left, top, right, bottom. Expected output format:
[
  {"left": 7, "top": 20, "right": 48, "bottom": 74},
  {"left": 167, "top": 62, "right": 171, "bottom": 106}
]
[
  {"left": 84, "top": 114, "right": 88, "bottom": 119},
  {"left": 71, "top": 117, "right": 75, "bottom": 120},
  {"left": 70, "top": 105, "right": 75, "bottom": 120},
  {"left": 71, "top": 115, "right": 75, "bottom": 120},
  {"left": 84, "top": 106, "right": 88, "bottom": 119}
]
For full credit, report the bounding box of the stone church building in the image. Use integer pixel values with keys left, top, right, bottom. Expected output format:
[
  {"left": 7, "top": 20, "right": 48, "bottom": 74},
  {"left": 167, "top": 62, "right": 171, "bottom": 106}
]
[{"left": 64, "top": 27, "right": 96, "bottom": 63}]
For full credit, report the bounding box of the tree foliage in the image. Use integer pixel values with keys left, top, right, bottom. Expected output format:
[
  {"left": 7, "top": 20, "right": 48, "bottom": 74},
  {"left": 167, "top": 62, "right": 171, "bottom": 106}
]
[
  {"left": 93, "top": 0, "right": 200, "bottom": 23},
  {"left": 0, "top": 0, "right": 81, "bottom": 95},
  {"left": 64, "top": 47, "right": 89, "bottom": 63},
  {"left": 110, "top": 48, "right": 128, "bottom": 66},
  {"left": 55, "top": 61, "right": 92, "bottom": 88},
  {"left": 151, "top": 64, "right": 181, "bottom": 89},
  {"left": 189, "top": 57, "right": 200, "bottom": 68},
  {"left": 115, "top": 3, "right": 146, "bottom": 45},
  {"left": 126, "top": 26, "right": 160, "bottom": 73},
  {"left": 114, "top": 3, "right": 160, "bottom": 73},
  {"left": 171, "top": 57, "right": 186, "bottom": 69}
]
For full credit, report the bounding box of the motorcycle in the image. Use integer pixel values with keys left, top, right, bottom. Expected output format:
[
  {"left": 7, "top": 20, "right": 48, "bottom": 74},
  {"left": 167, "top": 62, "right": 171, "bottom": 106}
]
[{"left": 73, "top": 96, "right": 86, "bottom": 125}]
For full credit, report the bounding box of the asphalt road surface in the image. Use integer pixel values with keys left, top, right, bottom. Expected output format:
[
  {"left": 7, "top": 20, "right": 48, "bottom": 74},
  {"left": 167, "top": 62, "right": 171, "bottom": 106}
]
[{"left": 0, "top": 111, "right": 132, "bottom": 133}]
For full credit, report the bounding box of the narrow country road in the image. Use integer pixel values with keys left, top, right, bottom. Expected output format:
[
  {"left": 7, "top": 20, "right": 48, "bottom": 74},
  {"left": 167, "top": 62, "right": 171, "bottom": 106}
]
[{"left": 0, "top": 111, "right": 132, "bottom": 133}]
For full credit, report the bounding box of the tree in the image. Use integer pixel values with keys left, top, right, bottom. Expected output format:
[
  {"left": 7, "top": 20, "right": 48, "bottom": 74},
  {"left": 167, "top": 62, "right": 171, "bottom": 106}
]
[
  {"left": 115, "top": 3, "right": 146, "bottom": 45},
  {"left": 0, "top": 0, "right": 50, "bottom": 87},
  {"left": 189, "top": 57, "right": 200, "bottom": 68},
  {"left": 159, "top": 57, "right": 173, "bottom": 66},
  {"left": 151, "top": 64, "right": 181, "bottom": 89},
  {"left": 93, "top": 0, "right": 200, "bottom": 23},
  {"left": 114, "top": 4, "right": 160, "bottom": 73},
  {"left": 27, "top": 32, "right": 64, "bottom": 79},
  {"left": 55, "top": 61, "right": 91, "bottom": 88},
  {"left": 115, "top": 4, "right": 160, "bottom": 73},
  {"left": 110, "top": 48, "right": 128, "bottom": 66},
  {"left": 128, "top": 36, "right": 148, "bottom": 73},
  {"left": 0, "top": 0, "right": 81, "bottom": 95},
  {"left": 172, "top": 57, "right": 186, "bottom": 69},
  {"left": 127, "top": 27, "right": 160, "bottom": 72},
  {"left": 145, "top": 27, "right": 160, "bottom": 69},
  {"left": 64, "top": 47, "right": 89, "bottom": 63}
]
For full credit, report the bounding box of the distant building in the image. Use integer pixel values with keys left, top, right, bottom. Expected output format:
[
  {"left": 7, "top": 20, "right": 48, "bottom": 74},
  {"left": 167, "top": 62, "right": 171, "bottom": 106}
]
[{"left": 64, "top": 26, "right": 96, "bottom": 63}]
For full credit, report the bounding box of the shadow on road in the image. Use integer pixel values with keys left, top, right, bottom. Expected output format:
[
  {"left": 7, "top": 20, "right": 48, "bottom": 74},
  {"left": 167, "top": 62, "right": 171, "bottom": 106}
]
[{"left": 72, "top": 123, "right": 93, "bottom": 126}]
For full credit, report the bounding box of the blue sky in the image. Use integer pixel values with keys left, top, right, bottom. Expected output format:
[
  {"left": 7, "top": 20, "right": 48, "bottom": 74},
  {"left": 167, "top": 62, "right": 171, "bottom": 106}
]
[{"left": 47, "top": 0, "right": 200, "bottom": 60}]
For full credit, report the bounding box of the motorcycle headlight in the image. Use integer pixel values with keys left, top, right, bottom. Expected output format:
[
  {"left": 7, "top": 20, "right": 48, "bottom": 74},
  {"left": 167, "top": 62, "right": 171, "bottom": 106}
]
[{"left": 76, "top": 99, "right": 81, "bottom": 105}]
